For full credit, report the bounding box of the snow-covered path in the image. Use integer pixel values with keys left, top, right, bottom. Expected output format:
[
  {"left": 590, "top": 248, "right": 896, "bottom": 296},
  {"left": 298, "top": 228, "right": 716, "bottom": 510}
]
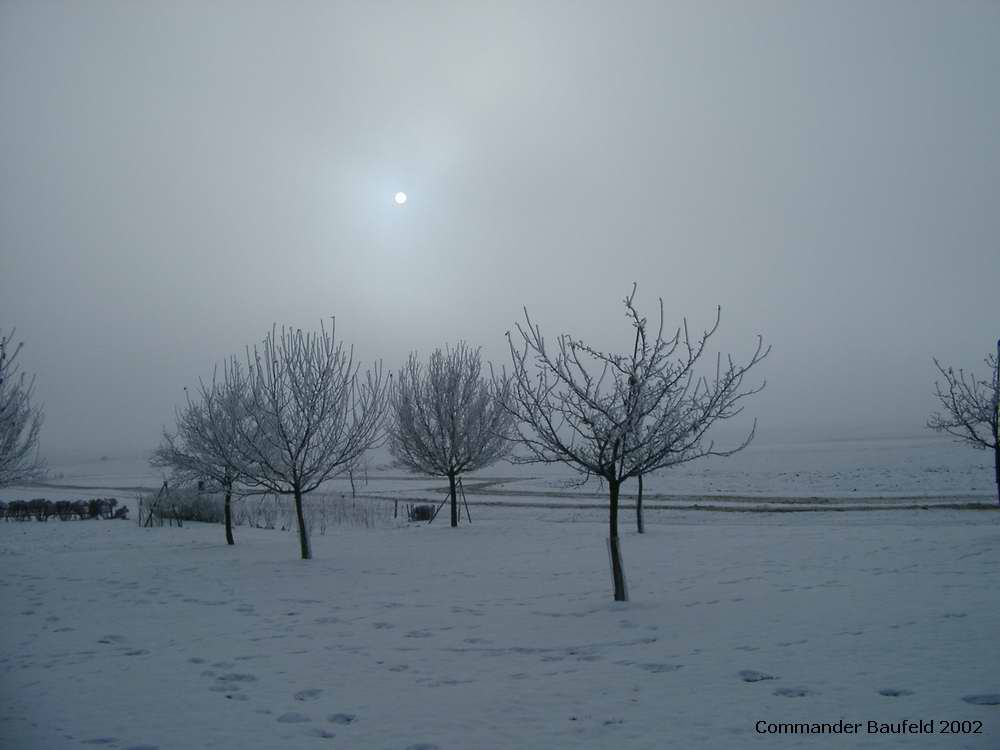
[{"left": 1, "top": 510, "right": 998, "bottom": 749}]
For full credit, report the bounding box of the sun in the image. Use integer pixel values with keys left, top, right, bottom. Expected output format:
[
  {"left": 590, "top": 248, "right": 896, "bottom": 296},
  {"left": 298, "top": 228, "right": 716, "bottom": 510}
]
[{"left": 393, "top": 192, "right": 407, "bottom": 205}]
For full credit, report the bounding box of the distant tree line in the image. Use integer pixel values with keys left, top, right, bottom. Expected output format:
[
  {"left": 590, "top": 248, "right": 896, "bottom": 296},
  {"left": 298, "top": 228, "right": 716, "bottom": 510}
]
[{"left": 2, "top": 497, "right": 127, "bottom": 522}]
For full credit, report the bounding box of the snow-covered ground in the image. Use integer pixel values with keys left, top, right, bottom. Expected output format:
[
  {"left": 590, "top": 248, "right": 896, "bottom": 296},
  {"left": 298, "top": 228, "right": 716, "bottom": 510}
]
[
  {"left": 1, "top": 504, "right": 998, "bottom": 749},
  {"left": 2, "top": 437, "right": 997, "bottom": 747}
]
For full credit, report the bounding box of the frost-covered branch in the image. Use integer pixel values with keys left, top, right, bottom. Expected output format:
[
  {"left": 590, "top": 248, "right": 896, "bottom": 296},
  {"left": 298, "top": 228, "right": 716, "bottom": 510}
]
[
  {"left": 928, "top": 345, "right": 999, "bottom": 504},
  {"left": 504, "top": 285, "right": 769, "bottom": 485},
  {"left": 0, "top": 329, "right": 45, "bottom": 486},
  {"left": 151, "top": 359, "right": 250, "bottom": 544},
  {"left": 502, "top": 285, "right": 769, "bottom": 601},
  {"left": 389, "top": 342, "right": 514, "bottom": 527},
  {"left": 230, "top": 320, "right": 389, "bottom": 558}
]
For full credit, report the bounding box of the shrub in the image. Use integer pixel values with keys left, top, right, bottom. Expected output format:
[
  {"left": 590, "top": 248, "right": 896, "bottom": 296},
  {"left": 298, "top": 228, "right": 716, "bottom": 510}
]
[
  {"left": 137, "top": 491, "right": 223, "bottom": 527},
  {"left": 3, "top": 497, "right": 123, "bottom": 522},
  {"left": 407, "top": 504, "right": 435, "bottom": 523}
]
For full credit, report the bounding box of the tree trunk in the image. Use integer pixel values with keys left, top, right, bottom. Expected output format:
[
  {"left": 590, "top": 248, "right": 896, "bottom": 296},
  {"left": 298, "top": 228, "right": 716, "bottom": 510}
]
[
  {"left": 608, "top": 479, "right": 628, "bottom": 601},
  {"left": 294, "top": 488, "right": 311, "bottom": 560},
  {"left": 224, "top": 486, "right": 234, "bottom": 546},
  {"left": 994, "top": 441, "right": 999, "bottom": 507},
  {"left": 448, "top": 472, "right": 458, "bottom": 528},
  {"left": 636, "top": 473, "right": 644, "bottom": 534}
]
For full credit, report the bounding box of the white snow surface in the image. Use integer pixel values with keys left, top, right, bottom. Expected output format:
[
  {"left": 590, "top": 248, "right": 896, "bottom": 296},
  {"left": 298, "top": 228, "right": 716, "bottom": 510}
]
[{"left": 1, "top": 505, "right": 998, "bottom": 749}]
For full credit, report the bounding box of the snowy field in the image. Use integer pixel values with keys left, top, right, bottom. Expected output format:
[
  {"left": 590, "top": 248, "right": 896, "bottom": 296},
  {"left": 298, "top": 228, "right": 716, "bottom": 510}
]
[
  {"left": 2, "top": 504, "right": 999, "bottom": 749},
  {"left": 25, "top": 435, "right": 998, "bottom": 505},
  {"left": 2, "top": 437, "right": 999, "bottom": 748}
]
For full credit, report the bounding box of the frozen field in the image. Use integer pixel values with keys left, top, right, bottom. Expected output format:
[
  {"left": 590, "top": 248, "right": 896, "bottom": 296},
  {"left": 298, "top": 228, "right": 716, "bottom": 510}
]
[
  {"left": 1, "top": 504, "right": 998, "bottom": 749},
  {"left": 25, "top": 435, "right": 998, "bottom": 509}
]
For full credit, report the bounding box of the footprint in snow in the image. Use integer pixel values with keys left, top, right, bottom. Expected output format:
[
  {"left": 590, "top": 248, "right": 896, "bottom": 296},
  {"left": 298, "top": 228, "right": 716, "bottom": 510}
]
[
  {"left": 327, "top": 713, "right": 357, "bottom": 725},
  {"left": 81, "top": 739, "right": 118, "bottom": 745},
  {"left": 276, "top": 712, "right": 311, "bottom": 723},
  {"left": 97, "top": 635, "right": 126, "bottom": 645},
  {"left": 126, "top": 745, "right": 159, "bottom": 750},
  {"left": 187, "top": 657, "right": 206, "bottom": 665},
  {"left": 123, "top": 649, "right": 149, "bottom": 657},
  {"left": 306, "top": 728, "right": 336, "bottom": 738},
  {"left": 961, "top": 694, "right": 1000, "bottom": 706},
  {"left": 773, "top": 687, "right": 816, "bottom": 698},
  {"left": 216, "top": 673, "right": 257, "bottom": 683},
  {"left": 294, "top": 689, "right": 323, "bottom": 702},
  {"left": 878, "top": 688, "right": 914, "bottom": 697},
  {"left": 638, "top": 663, "right": 683, "bottom": 674},
  {"left": 372, "top": 622, "right": 395, "bottom": 630},
  {"left": 738, "top": 670, "right": 776, "bottom": 683}
]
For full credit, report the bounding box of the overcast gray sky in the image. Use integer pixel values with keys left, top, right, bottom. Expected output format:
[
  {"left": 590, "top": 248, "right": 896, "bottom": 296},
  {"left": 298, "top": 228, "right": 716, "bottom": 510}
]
[{"left": 2, "top": 1, "right": 998, "bottom": 461}]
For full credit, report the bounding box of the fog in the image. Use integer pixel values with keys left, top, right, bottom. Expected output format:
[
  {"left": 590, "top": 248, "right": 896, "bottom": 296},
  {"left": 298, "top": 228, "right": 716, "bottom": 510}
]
[{"left": 2, "top": 1, "right": 997, "bottom": 462}]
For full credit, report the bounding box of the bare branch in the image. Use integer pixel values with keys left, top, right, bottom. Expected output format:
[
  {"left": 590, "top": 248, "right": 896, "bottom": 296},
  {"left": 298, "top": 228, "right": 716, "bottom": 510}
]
[
  {"left": 389, "top": 342, "right": 515, "bottom": 527},
  {"left": 0, "top": 328, "right": 45, "bottom": 485},
  {"left": 927, "top": 345, "right": 999, "bottom": 505},
  {"left": 502, "top": 290, "right": 769, "bottom": 485},
  {"left": 225, "top": 320, "right": 389, "bottom": 558}
]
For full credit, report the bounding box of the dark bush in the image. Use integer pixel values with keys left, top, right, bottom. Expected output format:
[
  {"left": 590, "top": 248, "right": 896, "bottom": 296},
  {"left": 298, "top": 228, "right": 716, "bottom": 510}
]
[
  {"left": 407, "top": 504, "right": 435, "bottom": 522},
  {"left": 28, "top": 498, "right": 54, "bottom": 521},
  {"left": 3, "top": 497, "right": 123, "bottom": 522}
]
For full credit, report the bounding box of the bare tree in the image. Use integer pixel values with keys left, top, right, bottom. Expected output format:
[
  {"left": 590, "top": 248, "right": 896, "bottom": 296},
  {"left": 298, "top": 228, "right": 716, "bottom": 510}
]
[
  {"left": 0, "top": 329, "right": 45, "bottom": 486},
  {"left": 928, "top": 340, "right": 1000, "bottom": 505},
  {"left": 389, "top": 342, "right": 515, "bottom": 527},
  {"left": 504, "top": 286, "right": 769, "bottom": 601},
  {"left": 151, "top": 359, "right": 249, "bottom": 545},
  {"left": 232, "top": 321, "right": 389, "bottom": 559}
]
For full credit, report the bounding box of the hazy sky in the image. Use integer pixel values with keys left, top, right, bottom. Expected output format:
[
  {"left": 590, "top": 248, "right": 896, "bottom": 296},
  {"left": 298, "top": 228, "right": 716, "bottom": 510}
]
[{"left": 2, "top": 1, "right": 998, "bottom": 461}]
